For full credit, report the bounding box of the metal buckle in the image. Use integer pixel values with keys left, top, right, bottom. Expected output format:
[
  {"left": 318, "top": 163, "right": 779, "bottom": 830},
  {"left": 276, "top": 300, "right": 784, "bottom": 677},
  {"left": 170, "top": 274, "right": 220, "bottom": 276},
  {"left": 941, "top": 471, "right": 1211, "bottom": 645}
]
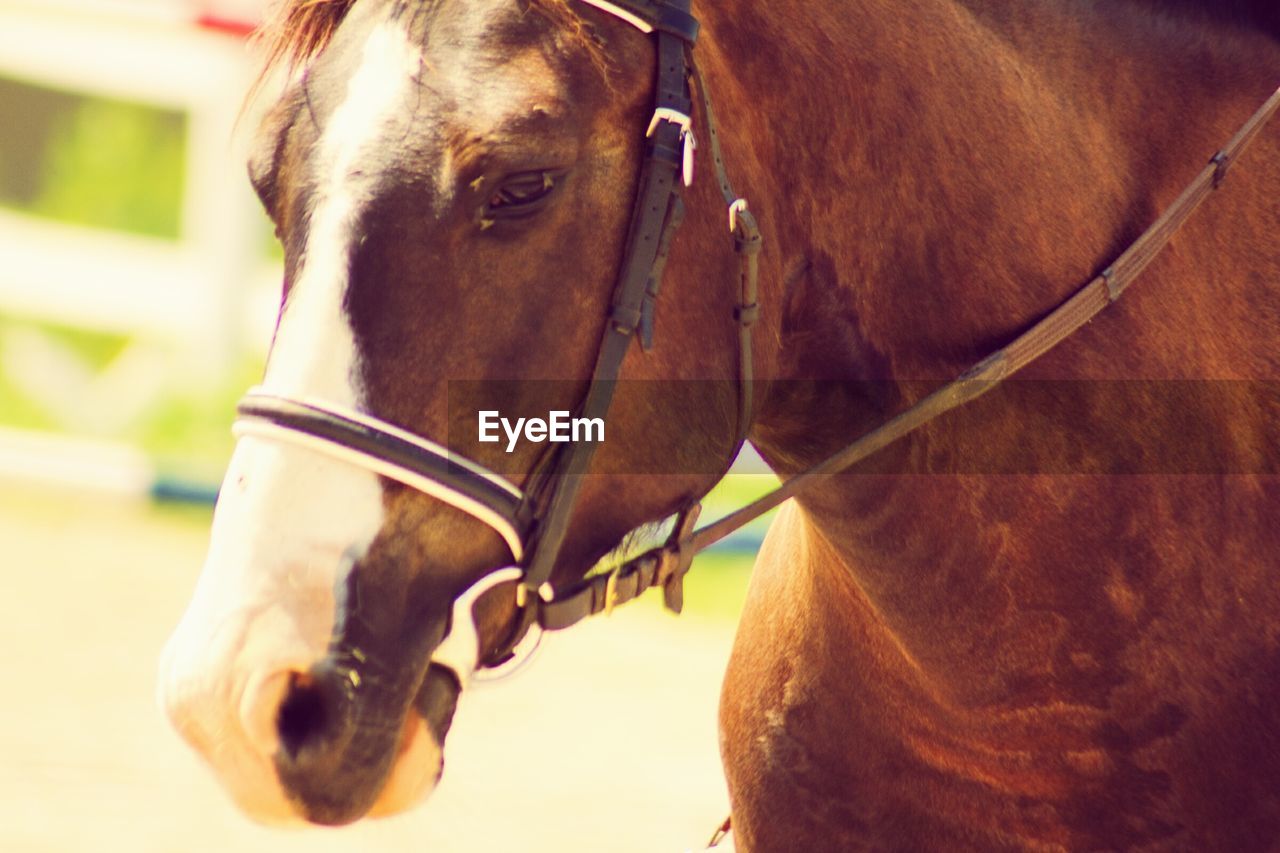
[
  {"left": 603, "top": 570, "right": 621, "bottom": 615},
  {"left": 728, "top": 198, "right": 748, "bottom": 234},
  {"left": 647, "top": 108, "right": 697, "bottom": 187},
  {"left": 514, "top": 580, "right": 556, "bottom": 608},
  {"left": 646, "top": 107, "right": 691, "bottom": 137}
]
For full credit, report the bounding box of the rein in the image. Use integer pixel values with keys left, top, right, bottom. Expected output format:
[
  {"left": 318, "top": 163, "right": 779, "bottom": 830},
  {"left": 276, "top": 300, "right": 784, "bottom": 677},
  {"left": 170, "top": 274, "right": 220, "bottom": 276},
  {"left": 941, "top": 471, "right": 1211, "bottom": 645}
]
[
  {"left": 232, "top": 0, "right": 1280, "bottom": 676},
  {"left": 533, "top": 78, "right": 1280, "bottom": 634}
]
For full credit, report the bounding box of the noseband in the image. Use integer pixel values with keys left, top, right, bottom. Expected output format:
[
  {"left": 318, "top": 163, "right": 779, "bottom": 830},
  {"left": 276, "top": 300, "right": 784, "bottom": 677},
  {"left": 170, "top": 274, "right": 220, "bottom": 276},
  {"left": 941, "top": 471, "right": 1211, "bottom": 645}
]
[{"left": 234, "top": 0, "right": 760, "bottom": 681}]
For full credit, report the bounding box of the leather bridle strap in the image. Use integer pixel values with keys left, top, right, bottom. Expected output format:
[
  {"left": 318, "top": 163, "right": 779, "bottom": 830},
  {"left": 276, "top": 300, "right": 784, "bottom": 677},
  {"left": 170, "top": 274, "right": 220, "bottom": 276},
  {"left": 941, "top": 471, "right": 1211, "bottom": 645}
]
[
  {"left": 685, "top": 83, "right": 1280, "bottom": 553},
  {"left": 690, "top": 62, "right": 761, "bottom": 446},
  {"left": 482, "top": 0, "right": 701, "bottom": 661},
  {"left": 498, "top": 0, "right": 761, "bottom": 640},
  {"left": 534, "top": 82, "right": 1280, "bottom": 634}
]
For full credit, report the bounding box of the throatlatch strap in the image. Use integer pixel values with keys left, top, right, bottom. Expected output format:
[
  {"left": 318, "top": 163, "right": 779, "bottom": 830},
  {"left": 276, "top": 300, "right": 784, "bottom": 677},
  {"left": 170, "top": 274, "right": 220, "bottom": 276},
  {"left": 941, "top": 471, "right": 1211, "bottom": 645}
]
[{"left": 691, "top": 62, "right": 761, "bottom": 447}]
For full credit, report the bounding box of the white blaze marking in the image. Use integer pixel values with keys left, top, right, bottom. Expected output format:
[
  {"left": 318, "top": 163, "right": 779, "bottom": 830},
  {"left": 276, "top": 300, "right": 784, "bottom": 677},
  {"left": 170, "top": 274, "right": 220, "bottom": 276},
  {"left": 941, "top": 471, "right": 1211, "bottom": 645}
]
[
  {"left": 265, "top": 20, "right": 422, "bottom": 403},
  {"left": 160, "top": 21, "right": 434, "bottom": 823}
]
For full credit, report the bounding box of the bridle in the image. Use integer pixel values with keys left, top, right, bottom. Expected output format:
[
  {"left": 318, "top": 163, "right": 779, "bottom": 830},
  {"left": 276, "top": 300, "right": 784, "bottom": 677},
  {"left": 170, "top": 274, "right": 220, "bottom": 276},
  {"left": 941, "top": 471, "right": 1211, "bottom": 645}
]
[
  {"left": 233, "top": 0, "right": 1280, "bottom": 683},
  {"left": 236, "top": 0, "right": 755, "bottom": 679}
]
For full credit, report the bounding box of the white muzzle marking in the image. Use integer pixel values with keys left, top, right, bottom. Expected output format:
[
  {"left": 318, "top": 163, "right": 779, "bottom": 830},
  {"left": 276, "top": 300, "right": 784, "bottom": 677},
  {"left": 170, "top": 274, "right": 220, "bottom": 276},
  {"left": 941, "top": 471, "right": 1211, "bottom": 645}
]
[{"left": 158, "top": 19, "right": 445, "bottom": 822}]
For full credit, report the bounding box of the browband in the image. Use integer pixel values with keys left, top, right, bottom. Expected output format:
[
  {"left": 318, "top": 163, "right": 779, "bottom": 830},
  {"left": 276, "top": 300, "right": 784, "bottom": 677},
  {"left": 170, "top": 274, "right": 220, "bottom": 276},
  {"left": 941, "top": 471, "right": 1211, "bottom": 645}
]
[{"left": 576, "top": 0, "right": 699, "bottom": 40}]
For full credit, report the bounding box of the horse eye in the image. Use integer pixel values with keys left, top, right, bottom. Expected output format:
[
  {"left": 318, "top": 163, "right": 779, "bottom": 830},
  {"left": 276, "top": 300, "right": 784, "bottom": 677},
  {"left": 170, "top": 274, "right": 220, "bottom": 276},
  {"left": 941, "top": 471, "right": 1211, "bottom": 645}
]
[{"left": 481, "top": 170, "right": 563, "bottom": 221}]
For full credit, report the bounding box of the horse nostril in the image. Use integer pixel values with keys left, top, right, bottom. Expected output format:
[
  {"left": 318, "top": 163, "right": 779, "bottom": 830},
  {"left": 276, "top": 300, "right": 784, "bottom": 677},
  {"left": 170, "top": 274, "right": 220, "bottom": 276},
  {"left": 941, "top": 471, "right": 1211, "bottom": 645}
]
[
  {"left": 239, "top": 667, "right": 345, "bottom": 762},
  {"left": 277, "top": 672, "right": 331, "bottom": 761}
]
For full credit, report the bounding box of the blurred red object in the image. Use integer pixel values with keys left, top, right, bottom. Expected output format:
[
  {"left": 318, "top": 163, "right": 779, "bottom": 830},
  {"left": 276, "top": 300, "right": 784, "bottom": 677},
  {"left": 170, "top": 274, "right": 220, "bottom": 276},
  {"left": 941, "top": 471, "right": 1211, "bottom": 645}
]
[{"left": 190, "top": 0, "right": 263, "bottom": 36}]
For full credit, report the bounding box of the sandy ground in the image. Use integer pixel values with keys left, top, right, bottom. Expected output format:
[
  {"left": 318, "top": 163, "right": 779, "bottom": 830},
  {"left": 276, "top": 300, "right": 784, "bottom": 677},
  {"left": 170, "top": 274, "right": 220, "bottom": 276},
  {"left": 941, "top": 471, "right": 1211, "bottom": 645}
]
[{"left": 0, "top": 488, "right": 740, "bottom": 852}]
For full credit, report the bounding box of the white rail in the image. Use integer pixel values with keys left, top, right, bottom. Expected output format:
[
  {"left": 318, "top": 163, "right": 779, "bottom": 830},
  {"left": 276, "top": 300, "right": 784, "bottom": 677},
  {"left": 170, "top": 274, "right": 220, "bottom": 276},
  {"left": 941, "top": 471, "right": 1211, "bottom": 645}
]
[{"left": 0, "top": 3, "right": 278, "bottom": 367}]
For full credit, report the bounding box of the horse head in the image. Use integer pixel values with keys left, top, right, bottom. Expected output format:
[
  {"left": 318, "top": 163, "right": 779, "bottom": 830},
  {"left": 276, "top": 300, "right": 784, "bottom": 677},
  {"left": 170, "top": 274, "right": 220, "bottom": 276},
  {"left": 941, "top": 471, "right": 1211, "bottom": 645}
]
[{"left": 158, "top": 0, "right": 748, "bottom": 825}]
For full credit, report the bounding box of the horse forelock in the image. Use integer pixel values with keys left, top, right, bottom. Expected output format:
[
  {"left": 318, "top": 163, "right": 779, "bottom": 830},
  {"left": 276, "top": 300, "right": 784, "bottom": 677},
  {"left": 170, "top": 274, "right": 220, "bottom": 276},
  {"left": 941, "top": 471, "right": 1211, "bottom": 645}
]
[
  {"left": 254, "top": 0, "right": 354, "bottom": 84},
  {"left": 253, "top": 0, "right": 610, "bottom": 92}
]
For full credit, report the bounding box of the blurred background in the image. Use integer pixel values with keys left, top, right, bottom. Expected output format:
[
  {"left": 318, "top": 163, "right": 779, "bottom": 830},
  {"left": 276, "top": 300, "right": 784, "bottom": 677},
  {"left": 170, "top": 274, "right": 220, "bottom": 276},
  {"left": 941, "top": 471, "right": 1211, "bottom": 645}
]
[{"left": 0, "top": 2, "right": 774, "bottom": 850}]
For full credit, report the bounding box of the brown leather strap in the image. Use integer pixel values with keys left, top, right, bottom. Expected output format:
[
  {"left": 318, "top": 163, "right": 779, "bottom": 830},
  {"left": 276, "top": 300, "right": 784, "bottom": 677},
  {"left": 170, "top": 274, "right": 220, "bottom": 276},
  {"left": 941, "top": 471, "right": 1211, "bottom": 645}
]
[
  {"left": 538, "top": 504, "right": 701, "bottom": 629},
  {"left": 485, "top": 7, "right": 699, "bottom": 663},
  {"left": 534, "top": 83, "right": 1280, "bottom": 635},
  {"left": 640, "top": 194, "right": 686, "bottom": 350},
  {"left": 530, "top": 61, "right": 765, "bottom": 634},
  {"left": 692, "top": 62, "right": 762, "bottom": 446}
]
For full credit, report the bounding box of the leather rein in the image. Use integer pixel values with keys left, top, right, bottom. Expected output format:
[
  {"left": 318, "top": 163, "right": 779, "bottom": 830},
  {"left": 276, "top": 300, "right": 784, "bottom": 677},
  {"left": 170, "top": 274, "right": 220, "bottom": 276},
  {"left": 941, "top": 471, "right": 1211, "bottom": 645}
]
[{"left": 233, "top": 0, "right": 1280, "bottom": 680}]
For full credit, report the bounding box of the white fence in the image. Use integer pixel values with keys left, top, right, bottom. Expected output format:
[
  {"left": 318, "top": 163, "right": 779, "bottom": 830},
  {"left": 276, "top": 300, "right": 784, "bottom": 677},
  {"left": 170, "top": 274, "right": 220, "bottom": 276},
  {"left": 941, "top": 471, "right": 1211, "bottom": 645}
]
[
  {"left": 0, "top": 0, "right": 278, "bottom": 372},
  {"left": 0, "top": 0, "right": 277, "bottom": 497}
]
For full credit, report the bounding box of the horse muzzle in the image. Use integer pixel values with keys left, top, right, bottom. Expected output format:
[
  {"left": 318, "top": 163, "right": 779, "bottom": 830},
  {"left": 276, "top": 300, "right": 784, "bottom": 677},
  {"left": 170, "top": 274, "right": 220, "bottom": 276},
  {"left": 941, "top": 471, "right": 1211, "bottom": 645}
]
[{"left": 162, "top": 631, "right": 456, "bottom": 825}]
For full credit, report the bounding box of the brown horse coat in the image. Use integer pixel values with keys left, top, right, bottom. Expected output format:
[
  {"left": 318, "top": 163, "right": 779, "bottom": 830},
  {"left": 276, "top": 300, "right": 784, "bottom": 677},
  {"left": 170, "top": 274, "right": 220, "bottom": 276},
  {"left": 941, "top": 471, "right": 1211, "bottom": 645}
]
[
  {"left": 710, "top": 1, "right": 1280, "bottom": 849},
  {"left": 160, "top": 0, "right": 1278, "bottom": 845}
]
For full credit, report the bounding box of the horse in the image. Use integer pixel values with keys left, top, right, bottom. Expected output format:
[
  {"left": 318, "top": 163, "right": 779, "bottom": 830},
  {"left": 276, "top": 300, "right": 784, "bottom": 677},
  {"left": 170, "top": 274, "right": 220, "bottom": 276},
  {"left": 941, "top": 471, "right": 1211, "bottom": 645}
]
[{"left": 157, "top": 0, "right": 1280, "bottom": 847}]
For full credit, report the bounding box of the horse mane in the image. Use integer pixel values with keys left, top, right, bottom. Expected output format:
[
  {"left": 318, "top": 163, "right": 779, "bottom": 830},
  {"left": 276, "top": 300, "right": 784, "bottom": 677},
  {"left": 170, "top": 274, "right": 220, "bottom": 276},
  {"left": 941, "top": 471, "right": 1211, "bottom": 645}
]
[
  {"left": 1122, "top": 0, "right": 1280, "bottom": 41},
  {"left": 253, "top": 0, "right": 608, "bottom": 83},
  {"left": 252, "top": 0, "right": 1277, "bottom": 87}
]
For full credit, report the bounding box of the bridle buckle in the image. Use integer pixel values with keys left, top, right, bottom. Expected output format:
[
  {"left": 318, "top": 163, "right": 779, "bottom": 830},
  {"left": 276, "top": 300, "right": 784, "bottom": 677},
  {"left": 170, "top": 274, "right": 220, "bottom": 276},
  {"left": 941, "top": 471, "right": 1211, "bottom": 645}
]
[
  {"left": 728, "top": 197, "right": 748, "bottom": 233},
  {"left": 646, "top": 107, "right": 696, "bottom": 187},
  {"left": 514, "top": 580, "right": 555, "bottom": 609}
]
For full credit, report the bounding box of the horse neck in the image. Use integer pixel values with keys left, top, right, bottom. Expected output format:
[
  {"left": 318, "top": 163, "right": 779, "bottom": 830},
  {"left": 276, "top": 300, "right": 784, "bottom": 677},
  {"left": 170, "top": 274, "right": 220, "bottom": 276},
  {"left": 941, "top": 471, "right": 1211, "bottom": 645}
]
[
  {"left": 693, "top": 1, "right": 1280, "bottom": 610},
  {"left": 697, "top": 0, "right": 1280, "bottom": 389},
  {"left": 695, "top": 0, "right": 1036, "bottom": 488},
  {"left": 693, "top": 0, "right": 1058, "bottom": 392}
]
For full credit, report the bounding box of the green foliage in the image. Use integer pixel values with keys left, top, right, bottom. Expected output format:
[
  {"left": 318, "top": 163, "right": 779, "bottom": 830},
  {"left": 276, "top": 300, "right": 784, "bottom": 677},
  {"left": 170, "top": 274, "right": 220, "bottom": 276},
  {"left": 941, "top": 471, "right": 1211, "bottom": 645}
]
[
  {"left": 0, "top": 317, "right": 129, "bottom": 430},
  {"left": 28, "top": 96, "right": 186, "bottom": 238},
  {"left": 0, "top": 76, "right": 186, "bottom": 237},
  {"left": 703, "top": 472, "right": 779, "bottom": 508},
  {"left": 135, "top": 353, "right": 265, "bottom": 467},
  {"left": 680, "top": 551, "right": 755, "bottom": 623},
  {"left": 0, "top": 76, "right": 252, "bottom": 470},
  {"left": 0, "top": 311, "right": 264, "bottom": 470},
  {"left": 680, "top": 475, "right": 778, "bottom": 622}
]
